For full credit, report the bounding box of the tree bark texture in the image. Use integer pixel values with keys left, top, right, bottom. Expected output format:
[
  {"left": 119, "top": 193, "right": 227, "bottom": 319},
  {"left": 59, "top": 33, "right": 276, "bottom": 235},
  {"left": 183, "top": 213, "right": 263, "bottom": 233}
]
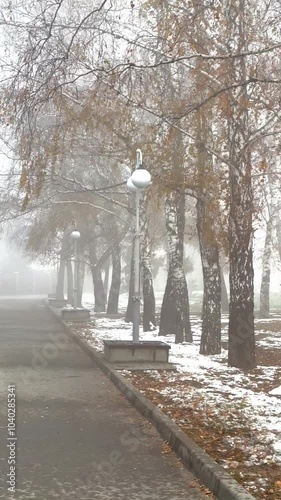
[
  {"left": 89, "top": 248, "right": 106, "bottom": 312},
  {"left": 276, "top": 218, "right": 281, "bottom": 261},
  {"left": 66, "top": 260, "right": 74, "bottom": 305},
  {"left": 197, "top": 196, "right": 221, "bottom": 355},
  {"left": 56, "top": 254, "right": 66, "bottom": 300},
  {"left": 226, "top": 0, "right": 256, "bottom": 369},
  {"left": 221, "top": 270, "right": 229, "bottom": 314},
  {"left": 56, "top": 229, "right": 71, "bottom": 300},
  {"left": 140, "top": 193, "right": 156, "bottom": 331},
  {"left": 77, "top": 259, "right": 86, "bottom": 308},
  {"left": 107, "top": 244, "right": 121, "bottom": 314},
  {"left": 159, "top": 190, "right": 192, "bottom": 343},
  {"left": 196, "top": 110, "right": 221, "bottom": 355},
  {"left": 103, "top": 259, "right": 110, "bottom": 306},
  {"left": 259, "top": 220, "right": 272, "bottom": 318},
  {"left": 125, "top": 240, "right": 135, "bottom": 323}
]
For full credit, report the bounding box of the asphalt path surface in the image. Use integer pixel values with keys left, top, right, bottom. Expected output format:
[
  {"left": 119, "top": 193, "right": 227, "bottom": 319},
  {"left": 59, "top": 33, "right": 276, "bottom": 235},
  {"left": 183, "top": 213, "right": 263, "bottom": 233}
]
[{"left": 0, "top": 298, "right": 210, "bottom": 499}]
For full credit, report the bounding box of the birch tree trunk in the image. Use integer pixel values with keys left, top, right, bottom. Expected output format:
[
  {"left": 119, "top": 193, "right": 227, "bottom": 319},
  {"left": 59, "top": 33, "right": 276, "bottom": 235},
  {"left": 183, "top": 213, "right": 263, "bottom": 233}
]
[
  {"left": 140, "top": 193, "right": 156, "bottom": 331},
  {"left": 226, "top": 0, "right": 256, "bottom": 369},
  {"left": 276, "top": 219, "right": 281, "bottom": 311},
  {"left": 103, "top": 259, "right": 110, "bottom": 307},
  {"left": 196, "top": 110, "right": 221, "bottom": 355},
  {"left": 221, "top": 270, "right": 229, "bottom": 314},
  {"left": 66, "top": 260, "right": 74, "bottom": 305},
  {"left": 259, "top": 220, "right": 272, "bottom": 318},
  {"left": 125, "top": 241, "right": 135, "bottom": 323},
  {"left": 56, "top": 229, "right": 71, "bottom": 300},
  {"left": 159, "top": 190, "right": 192, "bottom": 343},
  {"left": 89, "top": 248, "right": 106, "bottom": 313},
  {"left": 107, "top": 244, "right": 121, "bottom": 314},
  {"left": 276, "top": 218, "right": 281, "bottom": 262},
  {"left": 56, "top": 253, "right": 66, "bottom": 300},
  {"left": 77, "top": 259, "right": 86, "bottom": 308},
  {"left": 197, "top": 195, "right": 221, "bottom": 354}
]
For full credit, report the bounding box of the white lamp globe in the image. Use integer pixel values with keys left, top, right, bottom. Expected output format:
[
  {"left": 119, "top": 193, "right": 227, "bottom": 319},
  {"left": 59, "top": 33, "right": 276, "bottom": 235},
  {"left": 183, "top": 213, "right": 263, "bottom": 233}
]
[
  {"left": 127, "top": 177, "right": 138, "bottom": 193},
  {"left": 70, "top": 230, "right": 81, "bottom": 240},
  {"left": 131, "top": 169, "right": 151, "bottom": 189}
]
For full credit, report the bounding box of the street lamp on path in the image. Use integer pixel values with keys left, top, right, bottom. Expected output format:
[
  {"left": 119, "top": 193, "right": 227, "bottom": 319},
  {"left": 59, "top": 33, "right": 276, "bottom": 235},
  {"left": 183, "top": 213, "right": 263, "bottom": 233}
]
[
  {"left": 127, "top": 149, "right": 151, "bottom": 342},
  {"left": 70, "top": 230, "right": 81, "bottom": 310}
]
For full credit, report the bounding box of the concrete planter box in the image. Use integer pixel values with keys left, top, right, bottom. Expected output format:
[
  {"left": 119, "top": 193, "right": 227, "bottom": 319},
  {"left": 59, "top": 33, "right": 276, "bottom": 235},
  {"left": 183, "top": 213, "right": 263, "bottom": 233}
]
[
  {"left": 49, "top": 298, "right": 68, "bottom": 308},
  {"left": 103, "top": 340, "right": 170, "bottom": 363},
  {"left": 61, "top": 308, "right": 91, "bottom": 322},
  {"left": 94, "top": 313, "right": 124, "bottom": 319}
]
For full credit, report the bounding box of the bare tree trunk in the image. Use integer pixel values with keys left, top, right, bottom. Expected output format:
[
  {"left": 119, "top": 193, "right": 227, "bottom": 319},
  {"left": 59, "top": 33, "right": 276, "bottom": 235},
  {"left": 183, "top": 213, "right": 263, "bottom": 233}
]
[
  {"left": 125, "top": 241, "right": 135, "bottom": 323},
  {"left": 56, "top": 229, "right": 71, "bottom": 300},
  {"left": 159, "top": 190, "right": 192, "bottom": 343},
  {"left": 275, "top": 218, "right": 281, "bottom": 304},
  {"left": 221, "top": 270, "right": 229, "bottom": 314},
  {"left": 195, "top": 109, "right": 221, "bottom": 355},
  {"left": 276, "top": 218, "right": 281, "bottom": 257},
  {"left": 226, "top": 0, "right": 256, "bottom": 369},
  {"left": 260, "top": 220, "right": 272, "bottom": 318},
  {"left": 89, "top": 249, "right": 106, "bottom": 313},
  {"left": 56, "top": 254, "right": 66, "bottom": 300},
  {"left": 103, "top": 259, "right": 110, "bottom": 306},
  {"left": 92, "top": 267, "right": 106, "bottom": 312},
  {"left": 66, "top": 260, "right": 74, "bottom": 305},
  {"left": 140, "top": 193, "right": 156, "bottom": 331},
  {"left": 77, "top": 259, "right": 86, "bottom": 308},
  {"left": 107, "top": 244, "right": 121, "bottom": 314},
  {"left": 197, "top": 196, "right": 221, "bottom": 355}
]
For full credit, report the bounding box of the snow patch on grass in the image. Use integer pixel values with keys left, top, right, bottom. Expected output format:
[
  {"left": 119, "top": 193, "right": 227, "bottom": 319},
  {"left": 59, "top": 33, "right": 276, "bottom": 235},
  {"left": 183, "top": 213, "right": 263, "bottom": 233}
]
[{"left": 76, "top": 307, "right": 281, "bottom": 496}]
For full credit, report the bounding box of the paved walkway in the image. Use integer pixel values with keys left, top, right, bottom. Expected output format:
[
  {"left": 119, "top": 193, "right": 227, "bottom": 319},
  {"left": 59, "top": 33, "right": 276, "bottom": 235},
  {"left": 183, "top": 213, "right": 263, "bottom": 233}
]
[{"left": 0, "top": 298, "right": 209, "bottom": 499}]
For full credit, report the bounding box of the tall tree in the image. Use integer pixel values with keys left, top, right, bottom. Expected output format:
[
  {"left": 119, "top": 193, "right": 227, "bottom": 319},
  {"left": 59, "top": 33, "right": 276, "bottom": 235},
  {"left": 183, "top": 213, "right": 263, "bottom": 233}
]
[
  {"left": 89, "top": 244, "right": 106, "bottom": 313},
  {"left": 66, "top": 259, "right": 74, "bottom": 305},
  {"left": 125, "top": 242, "right": 135, "bottom": 323},
  {"left": 196, "top": 110, "right": 221, "bottom": 355},
  {"left": 260, "top": 219, "right": 272, "bottom": 318},
  {"left": 107, "top": 231, "right": 121, "bottom": 315},
  {"left": 221, "top": 268, "right": 229, "bottom": 314},
  {"left": 56, "top": 228, "right": 73, "bottom": 300},
  {"left": 226, "top": 0, "right": 256, "bottom": 369},
  {"left": 159, "top": 188, "right": 192, "bottom": 343},
  {"left": 140, "top": 193, "right": 156, "bottom": 331}
]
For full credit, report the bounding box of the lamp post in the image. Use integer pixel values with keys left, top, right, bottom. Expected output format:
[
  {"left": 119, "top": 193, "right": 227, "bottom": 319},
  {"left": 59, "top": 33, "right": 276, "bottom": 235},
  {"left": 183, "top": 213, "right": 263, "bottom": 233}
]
[
  {"left": 70, "top": 230, "right": 81, "bottom": 310},
  {"left": 127, "top": 149, "right": 151, "bottom": 342}
]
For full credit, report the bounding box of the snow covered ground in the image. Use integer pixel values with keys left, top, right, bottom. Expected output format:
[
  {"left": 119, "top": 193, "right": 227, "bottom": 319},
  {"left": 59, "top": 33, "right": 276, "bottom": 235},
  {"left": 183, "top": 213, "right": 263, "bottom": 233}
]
[{"left": 78, "top": 294, "right": 281, "bottom": 498}]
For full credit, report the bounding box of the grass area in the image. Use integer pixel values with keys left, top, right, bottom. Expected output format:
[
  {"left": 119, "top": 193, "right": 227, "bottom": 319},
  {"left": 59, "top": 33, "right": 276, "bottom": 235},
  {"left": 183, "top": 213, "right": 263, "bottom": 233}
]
[
  {"left": 124, "top": 344, "right": 281, "bottom": 498},
  {"left": 78, "top": 297, "right": 281, "bottom": 499}
]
